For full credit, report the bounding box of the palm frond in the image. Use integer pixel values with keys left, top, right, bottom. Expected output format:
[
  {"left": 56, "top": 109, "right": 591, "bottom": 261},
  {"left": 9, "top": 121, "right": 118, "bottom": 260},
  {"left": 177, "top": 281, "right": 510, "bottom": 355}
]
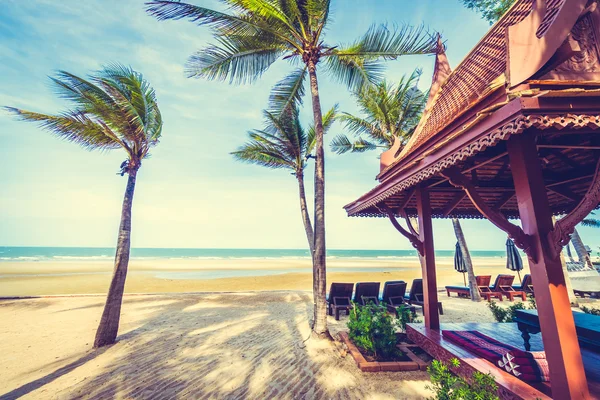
[
  {"left": 338, "top": 112, "right": 380, "bottom": 139},
  {"left": 334, "top": 23, "right": 437, "bottom": 59},
  {"left": 581, "top": 218, "right": 600, "bottom": 228},
  {"left": 268, "top": 66, "right": 307, "bottom": 115},
  {"left": 324, "top": 54, "right": 384, "bottom": 91},
  {"left": 145, "top": 0, "right": 302, "bottom": 50},
  {"left": 6, "top": 65, "right": 163, "bottom": 164},
  {"left": 330, "top": 134, "right": 379, "bottom": 154},
  {"left": 186, "top": 34, "right": 285, "bottom": 83},
  {"left": 231, "top": 141, "right": 294, "bottom": 170},
  {"left": 5, "top": 108, "right": 123, "bottom": 151}
]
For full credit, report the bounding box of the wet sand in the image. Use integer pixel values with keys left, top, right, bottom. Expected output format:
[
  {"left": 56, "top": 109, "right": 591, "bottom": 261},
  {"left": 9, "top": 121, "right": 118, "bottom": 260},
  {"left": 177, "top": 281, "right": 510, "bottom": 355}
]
[{"left": 0, "top": 257, "right": 526, "bottom": 297}]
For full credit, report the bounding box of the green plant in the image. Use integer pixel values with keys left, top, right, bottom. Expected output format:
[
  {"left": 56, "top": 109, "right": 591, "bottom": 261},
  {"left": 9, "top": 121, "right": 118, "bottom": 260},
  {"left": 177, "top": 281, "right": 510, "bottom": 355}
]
[
  {"left": 397, "top": 304, "right": 421, "bottom": 331},
  {"left": 581, "top": 306, "right": 600, "bottom": 316},
  {"left": 487, "top": 296, "right": 536, "bottom": 323},
  {"left": 347, "top": 302, "right": 401, "bottom": 359},
  {"left": 427, "top": 358, "right": 499, "bottom": 400}
]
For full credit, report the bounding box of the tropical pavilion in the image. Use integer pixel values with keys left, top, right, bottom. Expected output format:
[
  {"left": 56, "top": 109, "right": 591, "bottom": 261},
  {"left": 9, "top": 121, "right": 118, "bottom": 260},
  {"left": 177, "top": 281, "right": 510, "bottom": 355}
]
[{"left": 344, "top": 0, "right": 600, "bottom": 399}]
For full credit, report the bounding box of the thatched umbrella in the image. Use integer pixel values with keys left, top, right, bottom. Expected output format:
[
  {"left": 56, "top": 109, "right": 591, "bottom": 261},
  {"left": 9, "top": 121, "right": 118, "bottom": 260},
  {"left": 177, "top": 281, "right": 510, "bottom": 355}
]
[
  {"left": 454, "top": 241, "right": 467, "bottom": 286},
  {"left": 506, "top": 238, "right": 524, "bottom": 283}
]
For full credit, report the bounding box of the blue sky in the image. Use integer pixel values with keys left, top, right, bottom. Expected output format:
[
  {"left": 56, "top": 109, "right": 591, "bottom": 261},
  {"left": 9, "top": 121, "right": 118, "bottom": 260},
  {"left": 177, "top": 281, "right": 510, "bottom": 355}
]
[{"left": 1, "top": 0, "right": 598, "bottom": 252}]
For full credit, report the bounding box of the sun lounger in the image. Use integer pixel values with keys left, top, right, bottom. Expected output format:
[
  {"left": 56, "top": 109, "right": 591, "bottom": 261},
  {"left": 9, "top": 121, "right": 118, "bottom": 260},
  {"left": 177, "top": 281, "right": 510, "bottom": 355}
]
[
  {"left": 352, "top": 282, "right": 381, "bottom": 306},
  {"left": 404, "top": 279, "right": 444, "bottom": 315},
  {"left": 491, "top": 275, "right": 524, "bottom": 301},
  {"left": 380, "top": 281, "right": 410, "bottom": 314},
  {"left": 445, "top": 275, "right": 492, "bottom": 299},
  {"left": 512, "top": 274, "right": 534, "bottom": 295},
  {"left": 326, "top": 282, "right": 353, "bottom": 320}
]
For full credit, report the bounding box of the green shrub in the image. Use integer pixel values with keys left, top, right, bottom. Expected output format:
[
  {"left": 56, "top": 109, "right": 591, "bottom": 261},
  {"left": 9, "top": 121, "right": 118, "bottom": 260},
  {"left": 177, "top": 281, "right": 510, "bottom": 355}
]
[
  {"left": 427, "top": 358, "right": 499, "bottom": 400},
  {"left": 397, "top": 304, "right": 421, "bottom": 331},
  {"left": 581, "top": 305, "right": 600, "bottom": 316},
  {"left": 487, "top": 295, "right": 536, "bottom": 323},
  {"left": 347, "top": 302, "right": 401, "bottom": 359}
]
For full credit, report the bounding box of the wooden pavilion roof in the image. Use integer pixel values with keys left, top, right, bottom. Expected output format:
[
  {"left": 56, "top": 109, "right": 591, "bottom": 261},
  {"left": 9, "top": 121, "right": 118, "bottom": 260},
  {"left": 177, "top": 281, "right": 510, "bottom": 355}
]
[{"left": 345, "top": 0, "right": 600, "bottom": 219}]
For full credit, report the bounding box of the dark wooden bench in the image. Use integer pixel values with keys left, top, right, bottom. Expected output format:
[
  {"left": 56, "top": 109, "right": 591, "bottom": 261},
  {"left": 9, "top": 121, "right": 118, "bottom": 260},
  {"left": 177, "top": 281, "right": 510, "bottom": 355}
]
[{"left": 515, "top": 309, "right": 600, "bottom": 352}]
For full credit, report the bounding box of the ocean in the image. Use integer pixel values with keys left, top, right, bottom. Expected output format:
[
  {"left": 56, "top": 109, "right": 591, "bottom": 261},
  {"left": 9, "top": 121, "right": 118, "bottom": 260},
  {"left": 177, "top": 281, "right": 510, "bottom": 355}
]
[{"left": 0, "top": 246, "right": 508, "bottom": 262}]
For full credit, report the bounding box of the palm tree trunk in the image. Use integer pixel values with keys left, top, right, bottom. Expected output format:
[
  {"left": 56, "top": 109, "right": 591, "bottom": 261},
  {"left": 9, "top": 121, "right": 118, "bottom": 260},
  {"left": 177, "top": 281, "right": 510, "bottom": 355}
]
[
  {"left": 307, "top": 60, "right": 328, "bottom": 337},
  {"left": 571, "top": 228, "right": 593, "bottom": 269},
  {"left": 297, "top": 172, "right": 314, "bottom": 255},
  {"left": 565, "top": 243, "right": 576, "bottom": 263},
  {"left": 94, "top": 168, "right": 138, "bottom": 348},
  {"left": 452, "top": 218, "right": 481, "bottom": 301}
]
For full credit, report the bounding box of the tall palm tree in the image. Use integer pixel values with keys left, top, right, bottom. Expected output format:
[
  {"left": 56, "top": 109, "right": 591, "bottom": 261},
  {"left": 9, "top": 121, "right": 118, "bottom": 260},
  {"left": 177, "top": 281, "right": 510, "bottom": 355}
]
[
  {"left": 5, "top": 65, "right": 163, "bottom": 348},
  {"left": 330, "top": 69, "right": 426, "bottom": 154},
  {"left": 232, "top": 106, "right": 335, "bottom": 312},
  {"left": 146, "top": 0, "right": 438, "bottom": 336},
  {"left": 452, "top": 218, "right": 481, "bottom": 302},
  {"left": 232, "top": 106, "right": 337, "bottom": 255}
]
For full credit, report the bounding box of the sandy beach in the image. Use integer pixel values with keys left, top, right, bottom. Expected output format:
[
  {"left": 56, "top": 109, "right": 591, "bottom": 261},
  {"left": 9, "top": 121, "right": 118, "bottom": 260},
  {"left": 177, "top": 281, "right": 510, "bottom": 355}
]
[
  {"left": 0, "top": 256, "right": 531, "bottom": 297},
  {"left": 1, "top": 259, "right": 599, "bottom": 399}
]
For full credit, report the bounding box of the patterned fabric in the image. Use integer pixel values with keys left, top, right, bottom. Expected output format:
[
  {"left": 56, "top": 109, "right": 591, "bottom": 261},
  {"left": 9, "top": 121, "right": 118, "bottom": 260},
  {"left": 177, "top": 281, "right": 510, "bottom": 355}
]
[
  {"left": 498, "top": 350, "right": 550, "bottom": 382},
  {"left": 442, "top": 330, "right": 549, "bottom": 383}
]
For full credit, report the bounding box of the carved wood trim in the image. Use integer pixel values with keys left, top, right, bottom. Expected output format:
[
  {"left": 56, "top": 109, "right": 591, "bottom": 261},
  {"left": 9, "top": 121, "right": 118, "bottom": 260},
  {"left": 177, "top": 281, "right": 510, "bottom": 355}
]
[
  {"left": 550, "top": 156, "right": 600, "bottom": 257},
  {"left": 441, "top": 166, "right": 537, "bottom": 261},
  {"left": 381, "top": 205, "right": 424, "bottom": 256},
  {"left": 399, "top": 209, "right": 419, "bottom": 237},
  {"left": 348, "top": 113, "right": 600, "bottom": 217}
]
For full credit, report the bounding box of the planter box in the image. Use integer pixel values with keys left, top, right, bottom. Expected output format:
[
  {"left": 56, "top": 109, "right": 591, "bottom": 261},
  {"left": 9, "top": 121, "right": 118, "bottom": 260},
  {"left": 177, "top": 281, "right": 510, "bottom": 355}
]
[{"left": 339, "top": 332, "right": 429, "bottom": 372}]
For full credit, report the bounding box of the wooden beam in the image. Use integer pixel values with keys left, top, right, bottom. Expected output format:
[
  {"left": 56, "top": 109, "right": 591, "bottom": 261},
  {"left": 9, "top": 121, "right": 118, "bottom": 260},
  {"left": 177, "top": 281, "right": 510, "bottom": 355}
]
[
  {"left": 537, "top": 144, "right": 600, "bottom": 150},
  {"left": 493, "top": 192, "right": 514, "bottom": 210},
  {"left": 551, "top": 156, "right": 600, "bottom": 256},
  {"left": 507, "top": 132, "right": 589, "bottom": 400},
  {"left": 396, "top": 187, "right": 416, "bottom": 211},
  {"left": 428, "top": 151, "right": 508, "bottom": 189},
  {"left": 548, "top": 186, "right": 581, "bottom": 202},
  {"left": 441, "top": 193, "right": 467, "bottom": 217},
  {"left": 441, "top": 167, "right": 536, "bottom": 260},
  {"left": 382, "top": 205, "right": 424, "bottom": 256},
  {"left": 416, "top": 186, "right": 439, "bottom": 330},
  {"left": 548, "top": 149, "right": 581, "bottom": 170},
  {"left": 491, "top": 159, "right": 510, "bottom": 181}
]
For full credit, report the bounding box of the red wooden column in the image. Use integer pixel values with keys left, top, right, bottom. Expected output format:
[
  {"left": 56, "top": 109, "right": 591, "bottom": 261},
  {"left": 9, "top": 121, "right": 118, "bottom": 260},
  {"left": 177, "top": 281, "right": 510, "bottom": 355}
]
[
  {"left": 416, "top": 185, "right": 440, "bottom": 330},
  {"left": 507, "top": 132, "right": 589, "bottom": 400}
]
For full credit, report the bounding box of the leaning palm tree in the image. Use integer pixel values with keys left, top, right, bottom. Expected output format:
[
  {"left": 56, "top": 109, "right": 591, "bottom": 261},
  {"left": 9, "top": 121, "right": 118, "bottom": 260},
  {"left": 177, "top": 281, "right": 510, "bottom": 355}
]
[
  {"left": 5, "top": 64, "right": 163, "bottom": 348},
  {"left": 146, "top": 0, "right": 438, "bottom": 337},
  {"left": 330, "top": 70, "right": 426, "bottom": 154},
  {"left": 232, "top": 106, "right": 336, "bottom": 255}
]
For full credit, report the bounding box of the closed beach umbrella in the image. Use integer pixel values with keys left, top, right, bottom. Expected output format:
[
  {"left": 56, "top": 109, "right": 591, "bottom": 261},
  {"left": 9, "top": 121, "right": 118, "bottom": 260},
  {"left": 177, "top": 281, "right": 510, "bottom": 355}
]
[
  {"left": 506, "top": 238, "right": 523, "bottom": 283},
  {"left": 454, "top": 242, "right": 467, "bottom": 286}
]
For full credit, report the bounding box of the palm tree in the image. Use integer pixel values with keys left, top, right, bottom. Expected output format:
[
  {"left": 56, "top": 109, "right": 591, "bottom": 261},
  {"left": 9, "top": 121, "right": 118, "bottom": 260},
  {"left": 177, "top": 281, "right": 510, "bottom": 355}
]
[
  {"left": 146, "top": 0, "right": 438, "bottom": 336},
  {"left": 5, "top": 65, "right": 163, "bottom": 348},
  {"left": 330, "top": 69, "right": 426, "bottom": 154},
  {"left": 231, "top": 106, "right": 336, "bottom": 256},
  {"left": 452, "top": 218, "right": 481, "bottom": 301},
  {"left": 232, "top": 106, "right": 336, "bottom": 312}
]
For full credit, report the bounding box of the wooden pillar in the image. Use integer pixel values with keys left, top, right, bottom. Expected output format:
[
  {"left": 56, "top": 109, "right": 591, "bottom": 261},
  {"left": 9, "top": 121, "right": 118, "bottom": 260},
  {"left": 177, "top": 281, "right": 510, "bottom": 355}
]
[
  {"left": 416, "top": 185, "right": 440, "bottom": 330},
  {"left": 507, "top": 132, "right": 589, "bottom": 400}
]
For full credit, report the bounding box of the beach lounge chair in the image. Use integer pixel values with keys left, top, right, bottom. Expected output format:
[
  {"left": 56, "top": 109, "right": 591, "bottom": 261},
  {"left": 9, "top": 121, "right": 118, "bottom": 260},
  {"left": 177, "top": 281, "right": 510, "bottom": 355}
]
[
  {"left": 512, "top": 274, "right": 534, "bottom": 295},
  {"left": 326, "top": 282, "right": 353, "bottom": 320},
  {"left": 491, "top": 274, "right": 525, "bottom": 301},
  {"left": 445, "top": 275, "right": 493, "bottom": 299},
  {"left": 352, "top": 282, "right": 381, "bottom": 305},
  {"left": 381, "top": 280, "right": 407, "bottom": 305},
  {"left": 404, "top": 279, "right": 444, "bottom": 315}
]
